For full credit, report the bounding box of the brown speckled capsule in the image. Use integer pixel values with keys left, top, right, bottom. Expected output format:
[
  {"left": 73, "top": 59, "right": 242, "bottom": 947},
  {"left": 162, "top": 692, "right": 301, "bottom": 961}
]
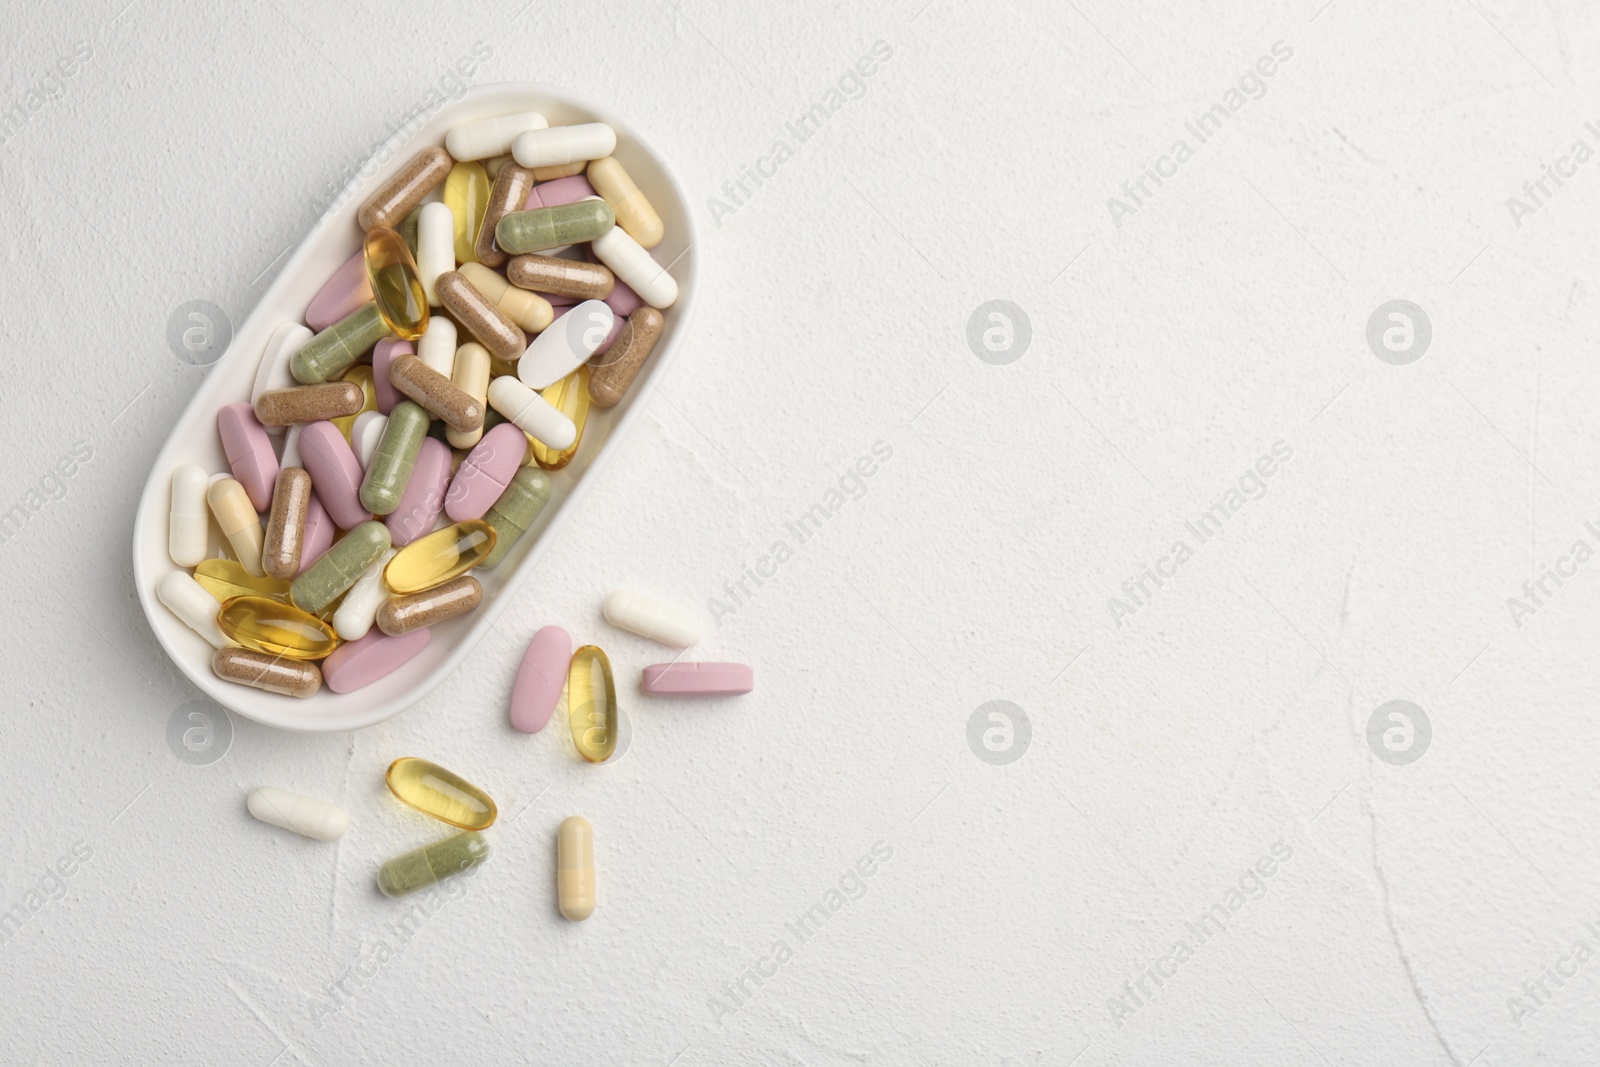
[
  {"left": 475, "top": 164, "right": 535, "bottom": 268},
  {"left": 376, "top": 575, "right": 482, "bottom": 635},
  {"left": 506, "top": 254, "right": 615, "bottom": 300},
  {"left": 358, "top": 147, "right": 454, "bottom": 231},
  {"left": 437, "top": 270, "right": 526, "bottom": 361},
  {"left": 213, "top": 646, "right": 323, "bottom": 697},
  {"left": 389, "top": 354, "right": 485, "bottom": 433},
  {"left": 588, "top": 307, "right": 665, "bottom": 408},
  {"left": 254, "top": 382, "right": 365, "bottom": 427},
  {"left": 262, "top": 467, "right": 313, "bottom": 578}
]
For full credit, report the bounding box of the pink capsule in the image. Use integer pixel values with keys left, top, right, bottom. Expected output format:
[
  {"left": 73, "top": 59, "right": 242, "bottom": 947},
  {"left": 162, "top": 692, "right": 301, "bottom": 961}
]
[
  {"left": 217, "top": 403, "right": 279, "bottom": 512},
  {"left": 445, "top": 423, "right": 526, "bottom": 522},
  {"left": 386, "top": 437, "right": 452, "bottom": 546},
  {"left": 305, "top": 250, "right": 375, "bottom": 332},
  {"left": 298, "top": 421, "right": 370, "bottom": 530}
]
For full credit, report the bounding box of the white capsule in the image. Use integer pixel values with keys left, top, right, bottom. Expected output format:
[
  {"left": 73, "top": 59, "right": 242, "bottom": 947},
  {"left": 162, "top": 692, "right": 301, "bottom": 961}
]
[
  {"left": 518, "top": 301, "right": 613, "bottom": 390},
  {"left": 417, "top": 316, "right": 458, "bottom": 377},
  {"left": 351, "top": 411, "right": 389, "bottom": 470},
  {"left": 512, "top": 122, "right": 616, "bottom": 169},
  {"left": 447, "top": 343, "right": 493, "bottom": 449},
  {"left": 602, "top": 589, "right": 702, "bottom": 648},
  {"left": 247, "top": 787, "right": 349, "bottom": 841},
  {"left": 591, "top": 225, "right": 677, "bottom": 309},
  {"left": 416, "top": 202, "right": 455, "bottom": 306},
  {"left": 280, "top": 424, "right": 303, "bottom": 470},
  {"left": 157, "top": 570, "right": 228, "bottom": 648},
  {"left": 488, "top": 376, "right": 576, "bottom": 449},
  {"left": 252, "top": 323, "right": 314, "bottom": 435},
  {"left": 446, "top": 110, "right": 547, "bottom": 161},
  {"left": 332, "top": 548, "right": 396, "bottom": 641},
  {"left": 169, "top": 464, "right": 211, "bottom": 567}
]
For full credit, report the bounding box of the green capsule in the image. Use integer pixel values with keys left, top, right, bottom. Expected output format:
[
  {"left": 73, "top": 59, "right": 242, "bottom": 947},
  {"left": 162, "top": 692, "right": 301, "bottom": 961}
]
[
  {"left": 291, "top": 302, "right": 390, "bottom": 384},
  {"left": 495, "top": 201, "right": 614, "bottom": 255},
  {"left": 360, "top": 401, "right": 429, "bottom": 515},
  {"left": 291, "top": 520, "right": 391, "bottom": 614},
  {"left": 377, "top": 831, "right": 490, "bottom": 897},
  {"left": 480, "top": 468, "right": 552, "bottom": 569}
]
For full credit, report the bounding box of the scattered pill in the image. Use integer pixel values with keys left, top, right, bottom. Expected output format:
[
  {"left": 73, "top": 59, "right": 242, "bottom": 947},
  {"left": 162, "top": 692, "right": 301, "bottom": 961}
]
[
  {"left": 292, "top": 302, "right": 390, "bottom": 385},
  {"left": 322, "top": 626, "right": 430, "bottom": 693},
  {"left": 385, "top": 520, "right": 495, "bottom": 594},
  {"left": 510, "top": 625, "right": 570, "bottom": 732},
  {"left": 602, "top": 589, "right": 701, "bottom": 648},
  {"left": 557, "top": 815, "right": 596, "bottom": 920},
  {"left": 360, "top": 400, "right": 429, "bottom": 515},
  {"left": 207, "top": 477, "right": 265, "bottom": 578},
  {"left": 377, "top": 830, "right": 489, "bottom": 897},
  {"left": 458, "top": 261, "right": 552, "bottom": 333},
  {"left": 378, "top": 575, "right": 481, "bottom": 635},
  {"left": 156, "top": 570, "right": 228, "bottom": 648},
  {"left": 506, "top": 254, "right": 614, "bottom": 300},
  {"left": 386, "top": 756, "right": 497, "bottom": 829},
  {"left": 168, "top": 464, "right": 210, "bottom": 567},
  {"left": 568, "top": 644, "right": 617, "bottom": 763},
  {"left": 218, "top": 595, "right": 339, "bottom": 660},
  {"left": 247, "top": 787, "right": 349, "bottom": 841},
  {"left": 641, "top": 662, "right": 754, "bottom": 696},
  {"left": 213, "top": 646, "right": 323, "bottom": 698}
]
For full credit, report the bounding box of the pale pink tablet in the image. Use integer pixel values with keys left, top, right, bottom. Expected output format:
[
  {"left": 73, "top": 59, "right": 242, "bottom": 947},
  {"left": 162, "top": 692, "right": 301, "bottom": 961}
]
[
  {"left": 524, "top": 174, "right": 595, "bottom": 210},
  {"left": 604, "top": 277, "right": 643, "bottom": 318},
  {"left": 372, "top": 338, "right": 413, "bottom": 414},
  {"left": 297, "top": 491, "right": 335, "bottom": 573},
  {"left": 386, "top": 437, "right": 452, "bottom": 546},
  {"left": 510, "top": 625, "right": 571, "bottom": 732},
  {"left": 305, "top": 250, "right": 374, "bottom": 331},
  {"left": 591, "top": 310, "right": 626, "bottom": 358},
  {"left": 217, "top": 403, "right": 279, "bottom": 512},
  {"left": 298, "top": 421, "right": 370, "bottom": 530},
  {"left": 323, "top": 628, "right": 431, "bottom": 693},
  {"left": 445, "top": 423, "right": 526, "bottom": 522},
  {"left": 641, "top": 663, "right": 754, "bottom": 696}
]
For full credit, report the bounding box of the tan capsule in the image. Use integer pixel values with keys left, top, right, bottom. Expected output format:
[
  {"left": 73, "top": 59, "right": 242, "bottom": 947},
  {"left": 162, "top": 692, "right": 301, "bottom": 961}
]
[
  {"left": 436, "top": 270, "right": 526, "bottom": 361},
  {"left": 588, "top": 307, "right": 665, "bottom": 408},
  {"left": 557, "top": 815, "right": 595, "bottom": 920},
  {"left": 532, "top": 161, "right": 587, "bottom": 181},
  {"left": 376, "top": 575, "right": 482, "bottom": 635},
  {"left": 447, "top": 344, "right": 493, "bottom": 449},
  {"left": 587, "top": 157, "right": 664, "bottom": 248},
  {"left": 262, "top": 467, "right": 313, "bottom": 579},
  {"left": 253, "top": 382, "right": 365, "bottom": 427},
  {"left": 213, "top": 646, "right": 322, "bottom": 698},
  {"left": 506, "top": 254, "right": 615, "bottom": 300},
  {"left": 357, "top": 146, "right": 453, "bottom": 231},
  {"left": 483, "top": 154, "right": 515, "bottom": 180},
  {"left": 458, "top": 262, "right": 553, "bottom": 334},
  {"left": 475, "top": 163, "right": 535, "bottom": 268},
  {"left": 389, "top": 353, "right": 485, "bottom": 433}
]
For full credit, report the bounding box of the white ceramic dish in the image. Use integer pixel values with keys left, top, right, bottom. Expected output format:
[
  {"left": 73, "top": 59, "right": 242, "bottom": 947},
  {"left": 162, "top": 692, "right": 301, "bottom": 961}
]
[{"left": 132, "top": 82, "right": 698, "bottom": 732}]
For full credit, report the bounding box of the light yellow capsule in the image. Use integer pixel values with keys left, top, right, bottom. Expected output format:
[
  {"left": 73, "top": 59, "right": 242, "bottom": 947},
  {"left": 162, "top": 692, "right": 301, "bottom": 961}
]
[
  {"left": 207, "top": 477, "right": 264, "bottom": 577},
  {"left": 567, "top": 645, "right": 617, "bottom": 763},
  {"left": 587, "top": 157, "right": 663, "bottom": 248},
  {"left": 446, "top": 343, "right": 493, "bottom": 450},
  {"left": 193, "top": 558, "right": 291, "bottom": 603},
  {"left": 557, "top": 815, "right": 595, "bottom": 920},
  {"left": 383, "top": 519, "right": 496, "bottom": 594},
  {"left": 443, "top": 161, "right": 491, "bottom": 263},
  {"left": 458, "top": 262, "right": 553, "bottom": 334},
  {"left": 532, "top": 161, "right": 587, "bottom": 181},
  {"left": 529, "top": 366, "right": 590, "bottom": 471},
  {"left": 386, "top": 756, "right": 498, "bottom": 830},
  {"left": 217, "top": 596, "right": 340, "bottom": 660},
  {"left": 331, "top": 365, "right": 378, "bottom": 441}
]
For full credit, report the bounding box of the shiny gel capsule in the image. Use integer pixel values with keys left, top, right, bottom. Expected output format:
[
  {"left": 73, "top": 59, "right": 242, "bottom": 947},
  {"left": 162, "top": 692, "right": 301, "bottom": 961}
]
[
  {"left": 443, "top": 161, "right": 490, "bottom": 263},
  {"left": 567, "top": 645, "right": 617, "bottom": 763},
  {"left": 217, "top": 596, "right": 340, "bottom": 660},
  {"left": 384, "top": 520, "right": 495, "bottom": 594},
  {"left": 364, "top": 226, "right": 430, "bottom": 341},
  {"left": 495, "top": 200, "right": 614, "bottom": 255},
  {"left": 480, "top": 468, "right": 552, "bottom": 569},
  {"left": 291, "top": 519, "right": 392, "bottom": 615},
  {"left": 247, "top": 787, "right": 349, "bottom": 841},
  {"left": 359, "top": 401, "right": 429, "bottom": 515},
  {"left": 193, "top": 558, "right": 291, "bottom": 603},
  {"left": 386, "top": 757, "right": 497, "bottom": 830},
  {"left": 377, "top": 831, "right": 490, "bottom": 897}
]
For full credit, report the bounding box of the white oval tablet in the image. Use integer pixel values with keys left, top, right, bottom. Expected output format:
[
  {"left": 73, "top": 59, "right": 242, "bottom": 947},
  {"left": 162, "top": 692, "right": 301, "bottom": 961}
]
[
  {"left": 518, "top": 301, "right": 613, "bottom": 389},
  {"left": 602, "top": 589, "right": 702, "bottom": 648}
]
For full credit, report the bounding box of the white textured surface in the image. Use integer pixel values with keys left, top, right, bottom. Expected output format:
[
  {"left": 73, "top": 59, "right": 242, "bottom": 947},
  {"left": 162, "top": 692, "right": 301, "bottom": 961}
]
[{"left": 1, "top": 1, "right": 1597, "bottom": 1063}]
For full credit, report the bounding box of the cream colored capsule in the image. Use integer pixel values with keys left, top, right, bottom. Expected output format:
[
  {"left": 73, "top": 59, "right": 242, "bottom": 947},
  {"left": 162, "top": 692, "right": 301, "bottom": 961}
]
[
  {"left": 332, "top": 548, "right": 396, "bottom": 641},
  {"left": 557, "top": 815, "right": 595, "bottom": 920},
  {"left": 207, "top": 477, "right": 264, "bottom": 577},
  {"left": 487, "top": 376, "right": 576, "bottom": 449},
  {"left": 169, "top": 464, "right": 210, "bottom": 566},
  {"left": 513, "top": 123, "right": 616, "bottom": 168},
  {"left": 591, "top": 225, "right": 677, "bottom": 309},
  {"left": 417, "top": 316, "right": 458, "bottom": 377},
  {"left": 156, "top": 570, "right": 228, "bottom": 648},
  {"left": 251, "top": 323, "right": 313, "bottom": 435},
  {"left": 532, "top": 161, "right": 587, "bottom": 181},
  {"left": 446, "top": 110, "right": 547, "bottom": 161},
  {"left": 247, "top": 787, "right": 349, "bottom": 841},
  {"left": 351, "top": 410, "right": 389, "bottom": 469},
  {"left": 447, "top": 343, "right": 493, "bottom": 449},
  {"left": 587, "top": 157, "right": 663, "bottom": 248},
  {"left": 417, "top": 202, "right": 455, "bottom": 306},
  {"left": 602, "top": 589, "right": 701, "bottom": 647},
  {"left": 458, "top": 262, "right": 553, "bottom": 333}
]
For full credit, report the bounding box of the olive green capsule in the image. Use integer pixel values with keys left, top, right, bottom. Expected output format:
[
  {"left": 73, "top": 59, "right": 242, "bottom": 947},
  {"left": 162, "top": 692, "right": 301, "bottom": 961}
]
[
  {"left": 377, "top": 831, "right": 490, "bottom": 897},
  {"left": 495, "top": 200, "right": 614, "bottom": 255},
  {"left": 291, "top": 520, "right": 391, "bottom": 614},
  {"left": 480, "top": 468, "right": 552, "bottom": 569},
  {"left": 360, "top": 401, "right": 429, "bottom": 515},
  {"left": 291, "top": 302, "right": 390, "bottom": 384}
]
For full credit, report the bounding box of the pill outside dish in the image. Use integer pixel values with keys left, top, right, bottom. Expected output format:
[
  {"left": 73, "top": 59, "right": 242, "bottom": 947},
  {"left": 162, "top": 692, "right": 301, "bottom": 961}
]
[{"left": 132, "top": 84, "right": 698, "bottom": 732}]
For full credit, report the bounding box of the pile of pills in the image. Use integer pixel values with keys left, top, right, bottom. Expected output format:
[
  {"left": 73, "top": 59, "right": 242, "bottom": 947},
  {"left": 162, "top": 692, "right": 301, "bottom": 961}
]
[{"left": 157, "top": 108, "right": 680, "bottom": 699}]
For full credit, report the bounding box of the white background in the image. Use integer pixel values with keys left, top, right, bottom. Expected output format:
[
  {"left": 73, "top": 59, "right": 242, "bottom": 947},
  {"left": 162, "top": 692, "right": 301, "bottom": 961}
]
[{"left": 2, "top": 0, "right": 1598, "bottom": 1063}]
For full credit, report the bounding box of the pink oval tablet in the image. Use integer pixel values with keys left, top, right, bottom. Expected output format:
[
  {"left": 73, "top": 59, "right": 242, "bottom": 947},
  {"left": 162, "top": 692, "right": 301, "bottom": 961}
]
[
  {"left": 590, "top": 310, "right": 627, "bottom": 358},
  {"left": 323, "top": 628, "right": 431, "bottom": 693},
  {"left": 445, "top": 424, "right": 527, "bottom": 522},
  {"left": 641, "top": 662, "right": 754, "bottom": 697},
  {"left": 297, "top": 490, "right": 335, "bottom": 573},
  {"left": 305, "top": 249, "right": 374, "bottom": 331},
  {"left": 217, "top": 403, "right": 279, "bottom": 512},
  {"left": 372, "top": 338, "right": 413, "bottom": 415},
  {"left": 298, "top": 421, "right": 370, "bottom": 530},
  {"left": 386, "top": 437, "right": 452, "bottom": 546},
  {"left": 510, "top": 625, "right": 571, "bottom": 732},
  {"left": 524, "top": 174, "right": 596, "bottom": 210},
  {"left": 604, "top": 277, "right": 643, "bottom": 318}
]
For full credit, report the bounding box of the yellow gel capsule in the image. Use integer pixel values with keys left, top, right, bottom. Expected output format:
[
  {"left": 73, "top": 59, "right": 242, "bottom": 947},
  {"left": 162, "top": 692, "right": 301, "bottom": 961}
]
[
  {"left": 383, "top": 519, "right": 496, "bottom": 594},
  {"left": 443, "top": 161, "right": 490, "bottom": 263},
  {"left": 193, "top": 558, "right": 291, "bottom": 604},
  {"left": 217, "top": 596, "right": 340, "bottom": 660},
  {"left": 332, "top": 365, "right": 378, "bottom": 441},
  {"left": 529, "top": 366, "right": 590, "bottom": 471},
  {"left": 386, "top": 757, "right": 497, "bottom": 829},
  {"left": 567, "top": 645, "right": 617, "bottom": 763},
  {"left": 363, "top": 226, "right": 430, "bottom": 341}
]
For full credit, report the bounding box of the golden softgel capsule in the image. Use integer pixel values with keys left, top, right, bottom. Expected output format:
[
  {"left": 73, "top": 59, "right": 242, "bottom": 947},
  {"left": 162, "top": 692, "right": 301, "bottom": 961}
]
[
  {"left": 567, "top": 645, "right": 617, "bottom": 763},
  {"left": 217, "top": 596, "right": 340, "bottom": 660},
  {"left": 386, "top": 757, "right": 497, "bottom": 830},
  {"left": 384, "top": 520, "right": 495, "bottom": 594}
]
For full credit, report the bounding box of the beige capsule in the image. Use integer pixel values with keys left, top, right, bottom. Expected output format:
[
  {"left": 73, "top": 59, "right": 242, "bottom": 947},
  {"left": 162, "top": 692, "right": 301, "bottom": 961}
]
[
  {"left": 358, "top": 146, "right": 453, "bottom": 231},
  {"left": 457, "top": 263, "right": 553, "bottom": 334},
  {"left": 475, "top": 163, "right": 535, "bottom": 268},
  {"left": 447, "top": 344, "right": 493, "bottom": 449},
  {"left": 588, "top": 307, "right": 665, "bottom": 408},
  {"left": 587, "top": 157, "right": 664, "bottom": 249},
  {"left": 506, "top": 254, "right": 614, "bottom": 301},
  {"left": 532, "top": 161, "right": 587, "bottom": 181},
  {"left": 213, "top": 646, "right": 323, "bottom": 698},
  {"left": 436, "top": 270, "right": 526, "bottom": 361},
  {"left": 253, "top": 382, "right": 365, "bottom": 427},
  {"left": 388, "top": 353, "right": 485, "bottom": 433},
  {"left": 262, "top": 467, "right": 313, "bottom": 579},
  {"left": 376, "top": 575, "right": 482, "bottom": 635}
]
